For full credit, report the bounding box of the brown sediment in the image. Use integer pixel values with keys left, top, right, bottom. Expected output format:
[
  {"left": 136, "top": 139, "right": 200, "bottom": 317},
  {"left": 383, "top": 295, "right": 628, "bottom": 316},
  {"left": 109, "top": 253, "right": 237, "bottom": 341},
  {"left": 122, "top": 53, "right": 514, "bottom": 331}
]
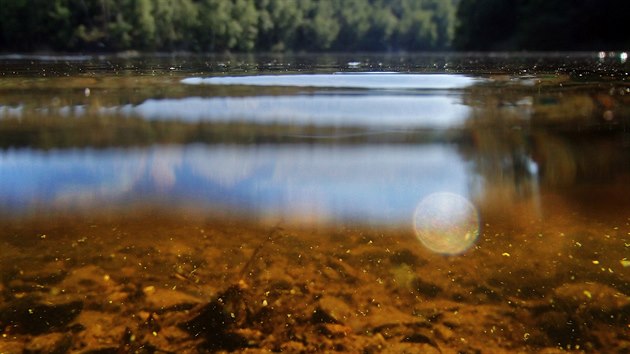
[{"left": 0, "top": 202, "right": 628, "bottom": 353}]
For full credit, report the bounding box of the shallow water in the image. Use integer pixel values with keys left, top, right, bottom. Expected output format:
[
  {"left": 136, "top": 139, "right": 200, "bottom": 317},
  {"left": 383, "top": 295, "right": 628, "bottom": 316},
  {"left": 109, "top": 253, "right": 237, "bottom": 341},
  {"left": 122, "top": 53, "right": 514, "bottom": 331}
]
[{"left": 0, "top": 53, "right": 628, "bottom": 353}]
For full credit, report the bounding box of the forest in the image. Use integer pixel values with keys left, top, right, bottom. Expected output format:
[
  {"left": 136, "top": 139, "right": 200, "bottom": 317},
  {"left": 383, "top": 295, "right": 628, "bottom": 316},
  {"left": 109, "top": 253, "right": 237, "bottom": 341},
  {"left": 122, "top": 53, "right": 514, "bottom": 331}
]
[
  {"left": 0, "top": 0, "right": 458, "bottom": 52},
  {"left": 0, "top": 0, "right": 628, "bottom": 53}
]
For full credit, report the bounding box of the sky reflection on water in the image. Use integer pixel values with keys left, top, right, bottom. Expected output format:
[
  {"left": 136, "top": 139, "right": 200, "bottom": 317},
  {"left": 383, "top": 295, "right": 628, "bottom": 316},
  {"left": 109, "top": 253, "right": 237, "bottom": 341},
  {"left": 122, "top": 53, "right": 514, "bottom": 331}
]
[
  {"left": 0, "top": 72, "right": 479, "bottom": 223},
  {"left": 117, "top": 95, "right": 469, "bottom": 128},
  {"left": 1, "top": 68, "right": 626, "bottom": 229},
  {"left": 0, "top": 144, "right": 472, "bottom": 223},
  {"left": 0, "top": 95, "right": 470, "bottom": 129}
]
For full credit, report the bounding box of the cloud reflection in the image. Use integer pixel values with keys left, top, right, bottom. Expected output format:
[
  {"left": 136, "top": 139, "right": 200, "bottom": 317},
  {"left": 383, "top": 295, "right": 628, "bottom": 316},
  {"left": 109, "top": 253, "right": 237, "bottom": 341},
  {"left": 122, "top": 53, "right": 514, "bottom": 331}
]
[
  {"left": 0, "top": 144, "right": 473, "bottom": 224},
  {"left": 125, "top": 95, "right": 470, "bottom": 129}
]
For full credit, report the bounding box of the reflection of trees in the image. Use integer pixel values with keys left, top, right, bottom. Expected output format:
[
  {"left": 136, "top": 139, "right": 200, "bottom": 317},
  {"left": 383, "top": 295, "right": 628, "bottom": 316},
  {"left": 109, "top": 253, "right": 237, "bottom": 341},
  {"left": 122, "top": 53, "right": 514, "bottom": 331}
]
[
  {"left": 460, "top": 80, "right": 630, "bottom": 206},
  {"left": 459, "top": 124, "right": 540, "bottom": 213}
]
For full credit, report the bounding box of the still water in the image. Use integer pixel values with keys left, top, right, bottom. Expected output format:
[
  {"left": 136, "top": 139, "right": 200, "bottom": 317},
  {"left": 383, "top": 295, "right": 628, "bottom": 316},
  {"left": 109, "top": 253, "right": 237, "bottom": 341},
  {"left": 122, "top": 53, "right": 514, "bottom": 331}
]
[{"left": 0, "top": 53, "right": 628, "bottom": 353}]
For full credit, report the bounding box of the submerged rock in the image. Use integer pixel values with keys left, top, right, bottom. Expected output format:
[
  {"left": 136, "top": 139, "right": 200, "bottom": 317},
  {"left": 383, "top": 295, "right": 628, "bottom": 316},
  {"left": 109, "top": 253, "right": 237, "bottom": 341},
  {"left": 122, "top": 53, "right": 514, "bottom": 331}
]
[
  {"left": 312, "top": 296, "right": 353, "bottom": 324},
  {"left": 143, "top": 287, "right": 202, "bottom": 313},
  {"left": 24, "top": 333, "right": 72, "bottom": 354},
  {"left": 0, "top": 294, "right": 83, "bottom": 334},
  {"left": 0, "top": 339, "right": 24, "bottom": 354},
  {"left": 70, "top": 311, "right": 130, "bottom": 353},
  {"left": 179, "top": 283, "right": 252, "bottom": 351},
  {"left": 552, "top": 282, "right": 630, "bottom": 317},
  {"left": 18, "top": 262, "right": 67, "bottom": 285}
]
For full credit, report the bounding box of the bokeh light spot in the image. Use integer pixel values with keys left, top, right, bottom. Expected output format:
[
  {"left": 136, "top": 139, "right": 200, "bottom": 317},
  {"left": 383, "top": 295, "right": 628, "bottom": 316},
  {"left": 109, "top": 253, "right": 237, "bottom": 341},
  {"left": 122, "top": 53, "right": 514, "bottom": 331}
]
[{"left": 413, "top": 192, "right": 479, "bottom": 255}]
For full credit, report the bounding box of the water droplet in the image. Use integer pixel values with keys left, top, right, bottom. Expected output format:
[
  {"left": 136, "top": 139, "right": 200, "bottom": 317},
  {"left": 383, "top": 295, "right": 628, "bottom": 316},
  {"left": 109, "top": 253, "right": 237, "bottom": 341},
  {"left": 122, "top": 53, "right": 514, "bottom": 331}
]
[{"left": 413, "top": 192, "right": 479, "bottom": 255}]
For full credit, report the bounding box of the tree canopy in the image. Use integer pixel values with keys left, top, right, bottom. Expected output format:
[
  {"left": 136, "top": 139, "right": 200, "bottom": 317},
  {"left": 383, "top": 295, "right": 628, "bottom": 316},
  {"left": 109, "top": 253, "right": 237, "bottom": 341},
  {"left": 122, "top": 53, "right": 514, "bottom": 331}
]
[
  {"left": 0, "top": 0, "right": 458, "bottom": 52},
  {"left": 0, "top": 0, "right": 627, "bottom": 53}
]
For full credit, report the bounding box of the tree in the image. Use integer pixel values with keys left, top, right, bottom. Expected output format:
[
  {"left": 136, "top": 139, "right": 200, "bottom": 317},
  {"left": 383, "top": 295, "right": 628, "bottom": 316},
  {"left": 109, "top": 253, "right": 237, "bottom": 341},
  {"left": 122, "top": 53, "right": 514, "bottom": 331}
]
[
  {"left": 425, "top": 0, "right": 457, "bottom": 48},
  {"left": 255, "top": 0, "right": 303, "bottom": 51},
  {"left": 361, "top": 2, "right": 398, "bottom": 51},
  {"left": 134, "top": 0, "right": 156, "bottom": 49},
  {"left": 0, "top": 0, "right": 463, "bottom": 52},
  {"left": 334, "top": 0, "right": 372, "bottom": 50},
  {"left": 391, "top": 0, "right": 440, "bottom": 50},
  {"left": 150, "top": 0, "right": 198, "bottom": 50},
  {"left": 197, "top": 0, "right": 257, "bottom": 51},
  {"left": 232, "top": 0, "right": 259, "bottom": 51},
  {"left": 302, "top": 0, "right": 340, "bottom": 50}
]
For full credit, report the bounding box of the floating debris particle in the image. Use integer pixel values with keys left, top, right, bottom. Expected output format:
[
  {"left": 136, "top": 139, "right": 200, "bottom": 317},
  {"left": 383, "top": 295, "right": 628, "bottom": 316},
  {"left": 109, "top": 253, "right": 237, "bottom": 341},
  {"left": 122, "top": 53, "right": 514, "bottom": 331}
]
[
  {"left": 502, "top": 252, "right": 510, "bottom": 257},
  {"left": 143, "top": 285, "right": 156, "bottom": 295}
]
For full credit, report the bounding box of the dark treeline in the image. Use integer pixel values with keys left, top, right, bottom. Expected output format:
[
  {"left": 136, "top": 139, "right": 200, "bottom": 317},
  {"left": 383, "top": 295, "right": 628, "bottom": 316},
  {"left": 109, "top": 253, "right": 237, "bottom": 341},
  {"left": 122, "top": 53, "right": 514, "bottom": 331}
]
[
  {"left": 455, "top": 0, "right": 630, "bottom": 51},
  {"left": 0, "top": 0, "right": 628, "bottom": 53},
  {"left": 0, "top": 0, "right": 457, "bottom": 52}
]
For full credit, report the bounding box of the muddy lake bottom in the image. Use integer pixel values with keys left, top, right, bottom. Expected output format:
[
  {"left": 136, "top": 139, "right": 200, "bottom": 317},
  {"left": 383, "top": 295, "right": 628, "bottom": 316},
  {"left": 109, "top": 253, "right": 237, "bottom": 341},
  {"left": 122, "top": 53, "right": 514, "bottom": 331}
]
[{"left": 0, "top": 201, "right": 628, "bottom": 354}]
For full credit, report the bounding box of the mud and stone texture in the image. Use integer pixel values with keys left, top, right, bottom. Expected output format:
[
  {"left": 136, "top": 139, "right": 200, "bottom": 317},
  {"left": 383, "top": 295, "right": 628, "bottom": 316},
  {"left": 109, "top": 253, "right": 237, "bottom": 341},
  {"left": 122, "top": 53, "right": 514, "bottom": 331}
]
[{"left": 0, "top": 204, "right": 628, "bottom": 353}]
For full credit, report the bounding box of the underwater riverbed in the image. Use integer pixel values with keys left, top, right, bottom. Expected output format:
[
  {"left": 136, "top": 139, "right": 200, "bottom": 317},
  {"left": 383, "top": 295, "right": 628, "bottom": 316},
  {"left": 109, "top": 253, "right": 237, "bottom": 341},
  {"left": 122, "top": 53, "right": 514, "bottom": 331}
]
[{"left": 0, "top": 53, "right": 629, "bottom": 353}]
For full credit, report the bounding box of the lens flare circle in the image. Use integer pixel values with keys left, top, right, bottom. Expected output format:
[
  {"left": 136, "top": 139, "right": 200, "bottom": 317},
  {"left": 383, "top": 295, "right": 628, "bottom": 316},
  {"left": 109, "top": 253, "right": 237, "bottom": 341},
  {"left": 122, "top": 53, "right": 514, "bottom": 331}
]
[{"left": 413, "top": 192, "right": 479, "bottom": 255}]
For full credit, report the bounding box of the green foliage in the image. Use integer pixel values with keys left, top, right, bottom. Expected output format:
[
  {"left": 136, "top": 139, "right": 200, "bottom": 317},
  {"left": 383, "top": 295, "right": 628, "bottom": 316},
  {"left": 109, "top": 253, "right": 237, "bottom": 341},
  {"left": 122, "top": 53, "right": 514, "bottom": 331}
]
[
  {"left": 255, "top": 0, "right": 303, "bottom": 51},
  {"left": 232, "top": 0, "right": 259, "bottom": 51},
  {"left": 363, "top": 5, "right": 398, "bottom": 51},
  {"left": 335, "top": 0, "right": 372, "bottom": 50},
  {"left": 0, "top": 0, "right": 460, "bottom": 52},
  {"left": 134, "top": 0, "right": 156, "bottom": 49},
  {"left": 153, "top": 0, "right": 199, "bottom": 50},
  {"left": 304, "top": 0, "right": 340, "bottom": 50},
  {"left": 2, "top": 0, "right": 627, "bottom": 52}
]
